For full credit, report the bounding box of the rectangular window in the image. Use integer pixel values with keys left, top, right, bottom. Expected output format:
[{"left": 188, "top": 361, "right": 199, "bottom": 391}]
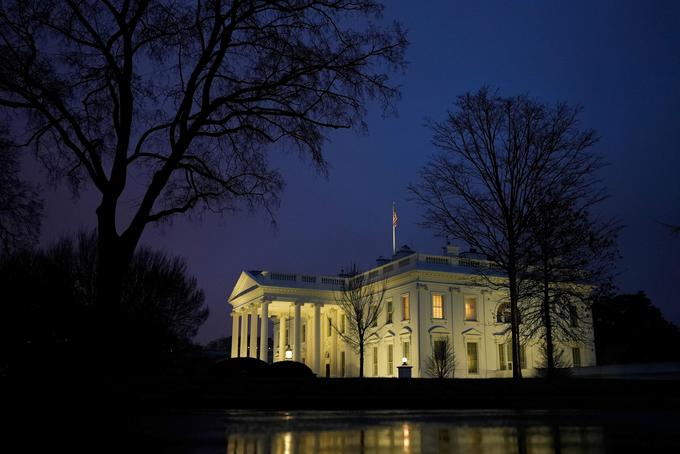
[
  {"left": 373, "top": 346, "right": 379, "bottom": 376},
  {"left": 341, "top": 351, "right": 346, "bottom": 377},
  {"left": 402, "top": 294, "right": 410, "bottom": 320},
  {"left": 402, "top": 341, "right": 410, "bottom": 363},
  {"left": 327, "top": 317, "right": 332, "bottom": 337},
  {"left": 387, "top": 344, "right": 394, "bottom": 375},
  {"left": 570, "top": 306, "right": 579, "bottom": 327},
  {"left": 386, "top": 300, "right": 393, "bottom": 323},
  {"left": 467, "top": 342, "right": 479, "bottom": 374},
  {"left": 498, "top": 343, "right": 507, "bottom": 371},
  {"left": 340, "top": 314, "right": 345, "bottom": 333},
  {"left": 302, "top": 324, "right": 306, "bottom": 343},
  {"left": 572, "top": 347, "right": 581, "bottom": 367},
  {"left": 432, "top": 294, "right": 444, "bottom": 319},
  {"left": 285, "top": 325, "right": 289, "bottom": 345},
  {"left": 464, "top": 296, "right": 477, "bottom": 321}
]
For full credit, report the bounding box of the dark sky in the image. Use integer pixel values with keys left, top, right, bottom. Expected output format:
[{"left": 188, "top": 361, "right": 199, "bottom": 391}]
[{"left": 31, "top": 0, "right": 680, "bottom": 344}]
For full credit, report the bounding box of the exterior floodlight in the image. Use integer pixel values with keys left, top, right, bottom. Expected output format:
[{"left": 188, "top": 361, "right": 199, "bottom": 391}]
[
  {"left": 285, "top": 345, "right": 293, "bottom": 360},
  {"left": 402, "top": 357, "right": 408, "bottom": 365}
]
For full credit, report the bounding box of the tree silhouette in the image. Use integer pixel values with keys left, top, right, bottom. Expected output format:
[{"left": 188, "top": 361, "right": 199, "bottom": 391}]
[
  {"left": 0, "top": 1, "right": 407, "bottom": 323},
  {"left": 410, "top": 88, "right": 598, "bottom": 379},
  {"left": 0, "top": 126, "right": 42, "bottom": 252},
  {"left": 334, "top": 265, "right": 386, "bottom": 377}
]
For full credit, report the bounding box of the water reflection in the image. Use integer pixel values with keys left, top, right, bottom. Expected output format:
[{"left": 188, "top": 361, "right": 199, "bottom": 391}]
[{"left": 224, "top": 417, "right": 604, "bottom": 454}]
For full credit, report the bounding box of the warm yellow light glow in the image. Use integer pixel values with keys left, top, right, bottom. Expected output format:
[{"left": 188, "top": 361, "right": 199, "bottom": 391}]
[
  {"left": 464, "top": 296, "right": 477, "bottom": 321},
  {"left": 402, "top": 356, "right": 408, "bottom": 365},
  {"left": 285, "top": 346, "right": 293, "bottom": 359},
  {"left": 403, "top": 423, "right": 411, "bottom": 452},
  {"left": 283, "top": 432, "right": 292, "bottom": 454},
  {"left": 432, "top": 294, "right": 443, "bottom": 319}
]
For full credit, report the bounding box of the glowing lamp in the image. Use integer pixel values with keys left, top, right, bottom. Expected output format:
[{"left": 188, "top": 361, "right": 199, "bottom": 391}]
[
  {"left": 402, "top": 357, "right": 408, "bottom": 365},
  {"left": 285, "top": 345, "right": 293, "bottom": 360}
]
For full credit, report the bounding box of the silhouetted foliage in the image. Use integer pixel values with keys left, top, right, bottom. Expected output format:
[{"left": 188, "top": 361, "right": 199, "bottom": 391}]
[
  {"left": 334, "top": 264, "right": 386, "bottom": 378},
  {"left": 0, "top": 126, "right": 42, "bottom": 252},
  {"left": 0, "top": 1, "right": 407, "bottom": 319},
  {"left": 0, "top": 232, "right": 208, "bottom": 375},
  {"left": 410, "top": 88, "right": 597, "bottom": 379},
  {"left": 535, "top": 343, "right": 572, "bottom": 378},
  {"left": 425, "top": 338, "right": 456, "bottom": 379},
  {"left": 592, "top": 292, "right": 680, "bottom": 364}
]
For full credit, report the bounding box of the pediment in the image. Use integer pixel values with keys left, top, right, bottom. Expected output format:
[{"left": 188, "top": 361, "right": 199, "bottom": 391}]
[
  {"left": 384, "top": 330, "right": 396, "bottom": 338},
  {"left": 228, "top": 271, "right": 262, "bottom": 302},
  {"left": 428, "top": 325, "right": 448, "bottom": 334},
  {"left": 461, "top": 327, "right": 482, "bottom": 336}
]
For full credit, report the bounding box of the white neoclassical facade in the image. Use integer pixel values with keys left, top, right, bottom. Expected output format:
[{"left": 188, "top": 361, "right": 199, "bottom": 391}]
[{"left": 227, "top": 245, "right": 596, "bottom": 378}]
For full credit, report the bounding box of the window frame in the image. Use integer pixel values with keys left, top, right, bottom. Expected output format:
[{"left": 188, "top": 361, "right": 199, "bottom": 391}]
[
  {"left": 464, "top": 295, "right": 478, "bottom": 321},
  {"left": 466, "top": 342, "right": 479, "bottom": 374},
  {"left": 386, "top": 299, "right": 393, "bottom": 324},
  {"left": 401, "top": 293, "right": 410, "bottom": 321},
  {"left": 431, "top": 293, "right": 444, "bottom": 320}
]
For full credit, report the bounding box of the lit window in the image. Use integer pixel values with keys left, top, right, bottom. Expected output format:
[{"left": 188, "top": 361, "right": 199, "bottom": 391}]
[
  {"left": 373, "top": 346, "right": 379, "bottom": 376},
  {"left": 402, "top": 294, "right": 410, "bottom": 320},
  {"left": 402, "top": 341, "right": 410, "bottom": 363},
  {"left": 464, "top": 296, "right": 477, "bottom": 321},
  {"left": 432, "top": 294, "right": 444, "bottom": 319},
  {"left": 386, "top": 300, "right": 393, "bottom": 323},
  {"left": 499, "top": 343, "right": 526, "bottom": 370},
  {"left": 387, "top": 344, "right": 394, "bottom": 375},
  {"left": 572, "top": 347, "right": 581, "bottom": 367},
  {"left": 467, "top": 343, "right": 478, "bottom": 374}
]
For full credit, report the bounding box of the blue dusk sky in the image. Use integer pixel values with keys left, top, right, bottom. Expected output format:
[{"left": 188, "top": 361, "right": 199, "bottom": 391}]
[{"left": 31, "top": 0, "right": 680, "bottom": 344}]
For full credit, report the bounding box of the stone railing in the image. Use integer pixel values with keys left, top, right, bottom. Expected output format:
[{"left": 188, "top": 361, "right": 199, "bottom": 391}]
[{"left": 258, "top": 252, "right": 503, "bottom": 289}]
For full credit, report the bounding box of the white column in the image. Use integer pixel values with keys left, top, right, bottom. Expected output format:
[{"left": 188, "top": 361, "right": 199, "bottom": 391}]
[
  {"left": 249, "top": 305, "right": 258, "bottom": 358},
  {"left": 260, "top": 301, "right": 269, "bottom": 362},
  {"left": 240, "top": 310, "right": 249, "bottom": 357},
  {"left": 231, "top": 312, "right": 240, "bottom": 358},
  {"left": 293, "top": 302, "right": 301, "bottom": 362},
  {"left": 279, "top": 315, "right": 287, "bottom": 360},
  {"left": 313, "top": 303, "right": 321, "bottom": 374}
]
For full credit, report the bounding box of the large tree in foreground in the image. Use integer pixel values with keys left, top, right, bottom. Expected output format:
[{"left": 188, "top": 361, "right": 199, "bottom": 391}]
[
  {"left": 0, "top": 1, "right": 406, "bottom": 318},
  {"left": 0, "top": 231, "right": 208, "bottom": 372},
  {"left": 409, "top": 88, "right": 598, "bottom": 379},
  {"left": 334, "top": 265, "right": 386, "bottom": 378}
]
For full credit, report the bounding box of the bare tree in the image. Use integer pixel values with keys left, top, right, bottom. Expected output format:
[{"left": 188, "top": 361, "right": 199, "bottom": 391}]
[
  {"left": 0, "top": 1, "right": 407, "bottom": 320},
  {"left": 425, "top": 338, "right": 456, "bottom": 379},
  {"left": 334, "top": 265, "right": 386, "bottom": 378},
  {"left": 521, "top": 190, "right": 620, "bottom": 378},
  {"left": 409, "top": 88, "right": 597, "bottom": 379},
  {"left": 0, "top": 126, "right": 42, "bottom": 252}
]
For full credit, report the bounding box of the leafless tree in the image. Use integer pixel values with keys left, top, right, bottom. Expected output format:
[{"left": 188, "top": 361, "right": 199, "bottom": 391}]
[
  {"left": 409, "top": 88, "right": 597, "bottom": 379},
  {"left": 521, "top": 189, "right": 620, "bottom": 378},
  {"left": 0, "top": 1, "right": 407, "bottom": 322},
  {"left": 334, "top": 265, "right": 386, "bottom": 377},
  {"left": 0, "top": 126, "right": 42, "bottom": 252},
  {"left": 425, "top": 338, "right": 456, "bottom": 379}
]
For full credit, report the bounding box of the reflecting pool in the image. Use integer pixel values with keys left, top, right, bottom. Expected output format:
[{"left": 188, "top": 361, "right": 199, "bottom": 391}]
[{"left": 131, "top": 409, "right": 680, "bottom": 453}]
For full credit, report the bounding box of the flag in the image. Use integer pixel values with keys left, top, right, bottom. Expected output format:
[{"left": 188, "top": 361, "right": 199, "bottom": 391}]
[{"left": 392, "top": 204, "right": 398, "bottom": 228}]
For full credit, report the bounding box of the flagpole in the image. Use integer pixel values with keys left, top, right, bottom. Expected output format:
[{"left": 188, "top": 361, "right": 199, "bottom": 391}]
[{"left": 392, "top": 202, "right": 396, "bottom": 255}]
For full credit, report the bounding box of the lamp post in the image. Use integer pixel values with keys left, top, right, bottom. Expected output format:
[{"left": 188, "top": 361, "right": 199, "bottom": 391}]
[
  {"left": 285, "top": 345, "right": 293, "bottom": 360},
  {"left": 398, "top": 357, "right": 412, "bottom": 378}
]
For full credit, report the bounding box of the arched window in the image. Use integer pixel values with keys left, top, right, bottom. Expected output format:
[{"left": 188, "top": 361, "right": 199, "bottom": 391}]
[{"left": 496, "top": 302, "right": 511, "bottom": 323}]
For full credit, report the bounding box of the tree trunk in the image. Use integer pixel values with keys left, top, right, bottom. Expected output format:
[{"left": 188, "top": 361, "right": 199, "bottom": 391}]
[
  {"left": 359, "top": 341, "right": 364, "bottom": 378},
  {"left": 508, "top": 264, "right": 523, "bottom": 380},
  {"left": 542, "top": 266, "right": 556, "bottom": 378}
]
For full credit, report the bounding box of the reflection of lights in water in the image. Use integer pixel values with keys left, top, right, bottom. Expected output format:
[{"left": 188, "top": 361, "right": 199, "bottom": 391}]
[
  {"left": 284, "top": 432, "right": 292, "bottom": 454},
  {"left": 403, "top": 423, "right": 411, "bottom": 452}
]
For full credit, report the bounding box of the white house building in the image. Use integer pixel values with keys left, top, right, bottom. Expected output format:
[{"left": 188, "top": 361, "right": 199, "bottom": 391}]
[{"left": 227, "top": 244, "right": 596, "bottom": 378}]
